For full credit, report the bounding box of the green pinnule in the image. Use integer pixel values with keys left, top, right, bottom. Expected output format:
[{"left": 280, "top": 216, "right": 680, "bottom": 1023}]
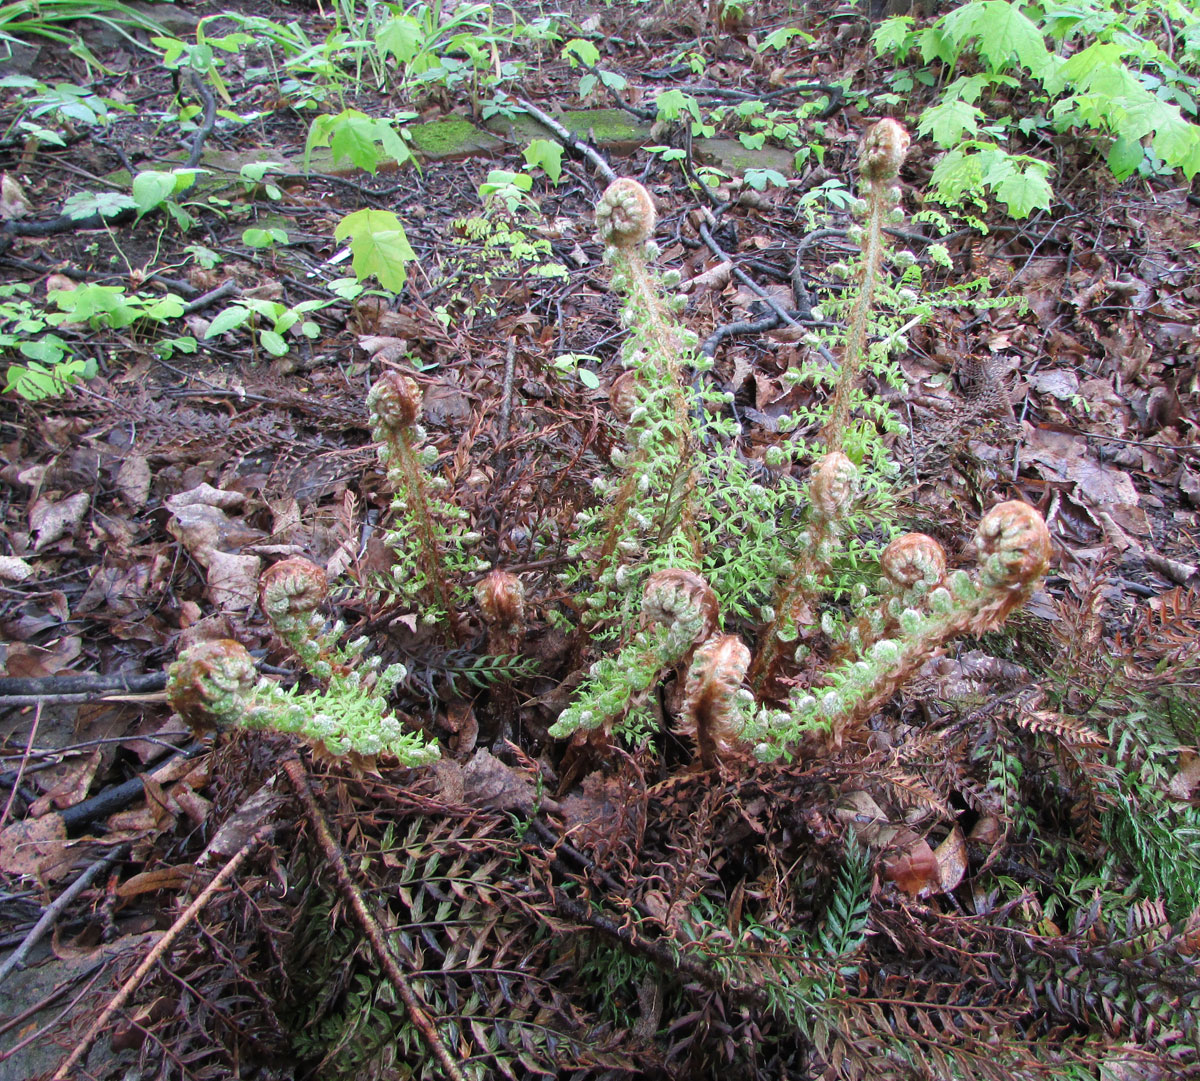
[
  {"left": 549, "top": 568, "right": 718, "bottom": 743},
  {"left": 743, "top": 501, "right": 1051, "bottom": 757}
]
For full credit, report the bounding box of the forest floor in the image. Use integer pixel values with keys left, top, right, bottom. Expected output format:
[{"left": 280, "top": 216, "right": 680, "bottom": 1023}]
[{"left": 0, "top": 0, "right": 1199, "bottom": 1078}]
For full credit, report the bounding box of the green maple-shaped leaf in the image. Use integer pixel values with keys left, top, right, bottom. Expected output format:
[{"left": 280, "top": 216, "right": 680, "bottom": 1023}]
[
  {"left": 522, "top": 138, "right": 563, "bottom": 184},
  {"left": 1153, "top": 115, "right": 1200, "bottom": 179},
  {"left": 328, "top": 112, "right": 386, "bottom": 173},
  {"left": 61, "top": 191, "right": 137, "bottom": 220},
  {"left": 987, "top": 159, "right": 1053, "bottom": 218},
  {"left": 376, "top": 15, "right": 421, "bottom": 64},
  {"left": 306, "top": 110, "right": 407, "bottom": 174},
  {"left": 918, "top": 98, "right": 983, "bottom": 147},
  {"left": 335, "top": 209, "right": 415, "bottom": 293},
  {"left": 942, "top": 0, "right": 1051, "bottom": 77}
]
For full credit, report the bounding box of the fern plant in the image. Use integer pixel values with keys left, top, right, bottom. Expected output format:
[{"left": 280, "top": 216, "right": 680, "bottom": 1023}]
[
  {"left": 367, "top": 370, "right": 489, "bottom": 637},
  {"left": 551, "top": 124, "right": 1052, "bottom": 765}
]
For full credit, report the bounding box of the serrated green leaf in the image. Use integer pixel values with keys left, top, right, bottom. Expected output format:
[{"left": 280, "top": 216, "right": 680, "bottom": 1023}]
[
  {"left": 376, "top": 15, "right": 422, "bottom": 64},
  {"left": 522, "top": 138, "right": 563, "bottom": 184},
  {"left": 562, "top": 38, "right": 599, "bottom": 67},
  {"left": 1043, "top": 41, "right": 1126, "bottom": 96},
  {"left": 259, "top": 329, "right": 288, "bottom": 356},
  {"left": 990, "top": 162, "right": 1053, "bottom": 218},
  {"left": 655, "top": 89, "right": 701, "bottom": 123},
  {"left": 131, "top": 170, "right": 179, "bottom": 216},
  {"left": 242, "top": 227, "right": 288, "bottom": 248},
  {"left": 761, "top": 26, "right": 811, "bottom": 51},
  {"left": 743, "top": 167, "right": 787, "bottom": 191},
  {"left": 61, "top": 191, "right": 136, "bottom": 220},
  {"left": 872, "top": 15, "right": 914, "bottom": 58},
  {"left": 335, "top": 209, "right": 416, "bottom": 293},
  {"left": 918, "top": 98, "right": 983, "bottom": 147},
  {"left": 329, "top": 112, "right": 386, "bottom": 173},
  {"left": 1107, "top": 134, "right": 1145, "bottom": 180},
  {"left": 941, "top": 0, "right": 1052, "bottom": 76},
  {"left": 1152, "top": 114, "right": 1200, "bottom": 177}
]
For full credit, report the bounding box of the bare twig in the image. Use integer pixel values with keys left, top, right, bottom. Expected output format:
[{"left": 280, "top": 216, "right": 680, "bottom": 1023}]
[
  {"left": 697, "top": 220, "right": 801, "bottom": 328},
  {"left": 282, "top": 756, "right": 467, "bottom": 1081},
  {"left": 0, "top": 844, "right": 129, "bottom": 988},
  {"left": 497, "top": 337, "right": 517, "bottom": 451},
  {"left": 182, "top": 278, "right": 240, "bottom": 315},
  {"left": 0, "top": 702, "right": 41, "bottom": 833},
  {"left": 511, "top": 98, "right": 617, "bottom": 185},
  {"left": 50, "top": 827, "right": 270, "bottom": 1080}
]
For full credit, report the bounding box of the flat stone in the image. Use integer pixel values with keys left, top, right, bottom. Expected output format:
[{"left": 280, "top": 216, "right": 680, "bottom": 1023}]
[
  {"left": 694, "top": 138, "right": 798, "bottom": 177},
  {"left": 0, "top": 39, "right": 39, "bottom": 76},
  {"left": 556, "top": 108, "right": 654, "bottom": 152},
  {"left": 127, "top": 2, "right": 200, "bottom": 37},
  {"left": 486, "top": 107, "right": 654, "bottom": 153},
  {"left": 482, "top": 111, "right": 555, "bottom": 143}
]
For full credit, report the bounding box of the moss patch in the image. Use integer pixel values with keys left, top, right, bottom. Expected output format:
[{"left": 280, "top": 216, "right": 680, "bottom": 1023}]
[
  {"left": 408, "top": 119, "right": 503, "bottom": 160},
  {"left": 558, "top": 108, "right": 653, "bottom": 149}
]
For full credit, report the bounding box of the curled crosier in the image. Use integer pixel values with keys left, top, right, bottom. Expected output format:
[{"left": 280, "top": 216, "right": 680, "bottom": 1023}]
[
  {"left": 595, "top": 178, "right": 657, "bottom": 250},
  {"left": 881, "top": 533, "right": 947, "bottom": 590},
  {"left": 859, "top": 118, "right": 910, "bottom": 185},
  {"left": 368, "top": 371, "right": 423, "bottom": 434},
  {"left": 975, "top": 501, "right": 1052, "bottom": 594},
  {"left": 642, "top": 568, "right": 719, "bottom": 645},
  {"left": 260, "top": 557, "right": 328, "bottom": 624},
  {"left": 167, "top": 638, "right": 257, "bottom": 731}
]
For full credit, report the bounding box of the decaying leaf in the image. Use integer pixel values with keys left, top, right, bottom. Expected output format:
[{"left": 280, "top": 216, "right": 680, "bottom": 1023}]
[
  {"left": 114, "top": 454, "right": 152, "bottom": 508},
  {"left": 0, "top": 173, "right": 31, "bottom": 219},
  {"left": 0, "top": 813, "right": 71, "bottom": 881},
  {"left": 0, "top": 555, "right": 33, "bottom": 582},
  {"left": 30, "top": 492, "right": 90, "bottom": 550}
]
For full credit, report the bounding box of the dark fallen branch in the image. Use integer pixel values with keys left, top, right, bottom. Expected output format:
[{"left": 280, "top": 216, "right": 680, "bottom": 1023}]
[
  {"left": 0, "top": 671, "right": 167, "bottom": 698},
  {"left": 182, "top": 278, "right": 239, "bottom": 315},
  {"left": 58, "top": 742, "right": 207, "bottom": 832},
  {"left": 697, "top": 219, "right": 800, "bottom": 329},
  {"left": 700, "top": 313, "right": 782, "bottom": 358}
]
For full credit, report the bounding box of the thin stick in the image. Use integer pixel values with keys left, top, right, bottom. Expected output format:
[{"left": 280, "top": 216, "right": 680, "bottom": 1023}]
[
  {"left": 0, "top": 701, "right": 41, "bottom": 833},
  {"left": 511, "top": 97, "right": 616, "bottom": 185},
  {"left": 0, "top": 844, "right": 129, "bottom": 988},
  {"left": 281, "top": 756, "right": 466, "bottom": 1081},
  {"left": 49, "top": 828, "right": 269, "bottom": 1080}
]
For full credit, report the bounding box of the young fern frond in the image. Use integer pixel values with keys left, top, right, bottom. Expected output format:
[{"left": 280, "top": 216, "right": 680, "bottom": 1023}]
[
  {"left": 368, "top": 371, "right": 487, "bottom": 639},
  {"left": 166, "top": 557, "right": 439, "bottom": 763}
]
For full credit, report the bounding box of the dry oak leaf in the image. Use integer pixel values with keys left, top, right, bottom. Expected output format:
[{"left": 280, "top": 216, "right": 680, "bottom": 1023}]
[
  {"left": 933, "top": 825, "right": 968, "bottom": 894},
  {"left": 114, "top": 454, "right": 152, "bottom": 509},
  {"left": 0, "top": 173, "right": 31, "bottom": 219},
  {"left": 30, "top": 491, "right": 90, "bottom": 550},
  {"left": 166, "top": 493, "right": 264, "bottom": 610},
  {"left": 30, "top": 750, "right": 102, "bottom": 815}
]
